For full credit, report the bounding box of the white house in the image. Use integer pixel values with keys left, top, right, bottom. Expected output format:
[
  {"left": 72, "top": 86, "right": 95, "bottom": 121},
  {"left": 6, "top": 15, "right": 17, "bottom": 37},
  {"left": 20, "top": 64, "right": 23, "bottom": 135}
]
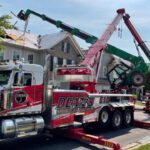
[{"left": 1, "top": 29, "right": 84, "bottom": 70}]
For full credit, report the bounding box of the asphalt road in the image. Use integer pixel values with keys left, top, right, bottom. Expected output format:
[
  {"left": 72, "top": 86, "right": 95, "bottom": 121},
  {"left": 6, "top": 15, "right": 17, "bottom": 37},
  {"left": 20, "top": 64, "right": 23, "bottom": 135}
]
[
  {"left": 0, "top": 127, "right": 149, "bottom": 150},
  {"left": 0, "top": 111, "right": 150, "bottom": 150}
]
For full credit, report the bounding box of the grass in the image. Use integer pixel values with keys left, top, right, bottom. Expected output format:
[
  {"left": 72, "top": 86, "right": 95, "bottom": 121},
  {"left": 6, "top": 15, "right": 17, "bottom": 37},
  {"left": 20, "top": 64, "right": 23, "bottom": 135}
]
[{"left": 134, "top": 143, "right": 150, "bottom": 150}]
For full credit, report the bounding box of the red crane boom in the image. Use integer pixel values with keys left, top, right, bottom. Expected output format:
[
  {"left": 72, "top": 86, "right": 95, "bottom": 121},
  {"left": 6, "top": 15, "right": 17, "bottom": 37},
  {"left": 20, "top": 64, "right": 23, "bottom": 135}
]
[{"left": 82, "top": 9, "right": 125, "bottom": 81}]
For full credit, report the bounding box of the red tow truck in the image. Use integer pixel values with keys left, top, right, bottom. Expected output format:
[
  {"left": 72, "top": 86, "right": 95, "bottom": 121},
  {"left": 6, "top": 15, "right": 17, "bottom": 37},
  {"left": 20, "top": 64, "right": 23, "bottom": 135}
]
[{"left": 0, "top": 9, "right": 149, "bottom": 150}]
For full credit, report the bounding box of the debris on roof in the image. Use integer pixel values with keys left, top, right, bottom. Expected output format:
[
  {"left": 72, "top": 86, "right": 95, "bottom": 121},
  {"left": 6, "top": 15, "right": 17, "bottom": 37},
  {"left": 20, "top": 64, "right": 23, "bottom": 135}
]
[{"left": 2, "top": 29, "right": 69, "bottom": 50}]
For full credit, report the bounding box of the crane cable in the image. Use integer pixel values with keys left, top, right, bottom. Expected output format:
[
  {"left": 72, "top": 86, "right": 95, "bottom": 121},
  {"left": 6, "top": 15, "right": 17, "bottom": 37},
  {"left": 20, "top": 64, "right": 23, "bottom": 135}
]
[{"left": 133, "top": 39, "right": 141, "bottom": 57}]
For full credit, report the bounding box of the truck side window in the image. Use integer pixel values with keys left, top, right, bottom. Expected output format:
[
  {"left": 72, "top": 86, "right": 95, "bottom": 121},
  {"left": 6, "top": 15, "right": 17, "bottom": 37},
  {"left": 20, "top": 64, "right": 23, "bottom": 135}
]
[
  {"left": 13, "top": 72, "right": 32, "bottom": 86},
  {"left": 23, "top": 73, "right": 32, "bottom": 86},
  {"left": 13, "top": 72, "right": 19, "bottom": 86}
]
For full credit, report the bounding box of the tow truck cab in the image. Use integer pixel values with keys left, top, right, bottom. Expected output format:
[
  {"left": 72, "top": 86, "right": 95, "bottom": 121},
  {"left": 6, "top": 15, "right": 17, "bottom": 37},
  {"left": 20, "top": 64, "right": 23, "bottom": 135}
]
[
  {"left": 0, "top": 61, "right": 45, "bottom": 140},
  {"left": 0, "top": 61, "right": 43, "bottom": 116}
]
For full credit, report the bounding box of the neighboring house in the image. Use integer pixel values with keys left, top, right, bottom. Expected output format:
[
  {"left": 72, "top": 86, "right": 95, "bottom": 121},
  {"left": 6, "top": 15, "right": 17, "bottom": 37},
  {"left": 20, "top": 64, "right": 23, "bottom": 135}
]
[
  {"left": 1, "top": 29, "right": 84, "bottom": 72},
  {"left": 83, "top": 49, "right": 113, "bottom": 91}
]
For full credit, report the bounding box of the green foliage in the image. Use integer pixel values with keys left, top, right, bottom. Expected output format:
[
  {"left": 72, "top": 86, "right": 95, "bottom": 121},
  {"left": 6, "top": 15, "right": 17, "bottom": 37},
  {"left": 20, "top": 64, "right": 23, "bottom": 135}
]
[
  {"left": 0, "top": 15, "right": 14, "bottom": 50},
  {"left": 0, "top": 15, "right": 13, "bottom": 36}
]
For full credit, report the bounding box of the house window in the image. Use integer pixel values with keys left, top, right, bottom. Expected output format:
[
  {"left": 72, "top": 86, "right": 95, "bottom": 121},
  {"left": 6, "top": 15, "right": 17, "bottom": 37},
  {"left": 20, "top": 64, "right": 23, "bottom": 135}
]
[
  {"left": 28, "top": 54, "right": 34, "bottom": 64},
  {"left": 13, "top": 72, "right": 32, "bottom": 86},
  {"left": 23, "top": 73, "right": 32, "bottom": 86},
  {"left": 0, "top": 50, "right": 4, "bottom": 61},
  {"left": 61, "top": 42, "right": 65, "bottom": 52},
  {"left": 66, "top": 43, "right": 70, "bottom": 53},
  {"left": 50, "top": 56, "right": 53, "bottom": 71},
  {"left": 67, "top": 59, "right": 72, "bottom": 65},
  {"left": 61, "top": 42, "right": 70, "bottom": 53},
  {"left": 58, "top": 57, "right": 63, "bottom": 65},
  {"left": 13, "top": 51, "right": 20, "bottom": 60}
]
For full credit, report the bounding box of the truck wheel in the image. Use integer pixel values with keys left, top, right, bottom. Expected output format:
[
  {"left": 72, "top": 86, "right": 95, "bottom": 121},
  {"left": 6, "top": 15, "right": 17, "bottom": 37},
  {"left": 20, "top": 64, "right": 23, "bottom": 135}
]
[
  {"left": 111, "top": 110, "right": 122, "bottom": 129},
  {"left": 98, "top": 108, "right": 110, "bottom": 128},
  {"left": 123, "top": 109, "right": 133, "bottom": 127},
  {"left": 131, "top": 72, "right": 144, "bottom": 86}
]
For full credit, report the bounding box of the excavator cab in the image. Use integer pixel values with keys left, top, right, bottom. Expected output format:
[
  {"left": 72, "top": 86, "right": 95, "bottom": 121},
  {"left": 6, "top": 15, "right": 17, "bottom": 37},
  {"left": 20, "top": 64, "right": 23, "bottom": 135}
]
[
  {"left": 106, "top": 60, "right": 132, "bottom": 89},
  {"left": 107, "top": 57, "right": 145, "bottom": 89}
]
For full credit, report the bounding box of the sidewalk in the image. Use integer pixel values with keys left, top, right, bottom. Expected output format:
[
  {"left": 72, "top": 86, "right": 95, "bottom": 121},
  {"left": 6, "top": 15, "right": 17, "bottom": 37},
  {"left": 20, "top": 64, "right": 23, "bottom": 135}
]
[
  {"left": 135, "top": 101, "right": 145, "bottom": 110},
  {"left": 135, "top": 104, "right": 144, "bottom": 110}
]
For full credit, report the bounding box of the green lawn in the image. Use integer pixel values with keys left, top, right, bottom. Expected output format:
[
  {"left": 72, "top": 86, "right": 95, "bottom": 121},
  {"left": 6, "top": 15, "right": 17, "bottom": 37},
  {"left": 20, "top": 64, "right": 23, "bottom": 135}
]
[{"left": 134, "top": 144, "right": 150, "bottom": 150}]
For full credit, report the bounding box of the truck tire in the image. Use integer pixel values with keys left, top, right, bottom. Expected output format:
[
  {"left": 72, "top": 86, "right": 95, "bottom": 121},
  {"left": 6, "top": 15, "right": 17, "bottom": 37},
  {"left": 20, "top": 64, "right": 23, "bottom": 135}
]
[
  {"left": 98, "top": 107, "right": 110, "bottom": 128},
  {"left": 111, "top": 110, "right": 122, "bottom": 129},
  {"left": 123, "top": 109, "right": 133, "bottom": 127},
  {"left": 131, "top": 72, "right": 144, "bottom": 86}
]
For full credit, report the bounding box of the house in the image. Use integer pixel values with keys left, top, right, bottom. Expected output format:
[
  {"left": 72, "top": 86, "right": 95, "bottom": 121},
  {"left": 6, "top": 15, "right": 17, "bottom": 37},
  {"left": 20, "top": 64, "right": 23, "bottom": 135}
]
[{"left": 0, "top": 29, "right": 84, "bottom": 72}]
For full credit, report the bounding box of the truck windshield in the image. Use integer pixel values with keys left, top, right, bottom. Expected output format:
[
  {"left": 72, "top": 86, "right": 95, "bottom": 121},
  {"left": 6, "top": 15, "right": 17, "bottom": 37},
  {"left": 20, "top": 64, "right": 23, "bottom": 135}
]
[{"left": 0, "top": 70, "right": 12, "bottom": 86}]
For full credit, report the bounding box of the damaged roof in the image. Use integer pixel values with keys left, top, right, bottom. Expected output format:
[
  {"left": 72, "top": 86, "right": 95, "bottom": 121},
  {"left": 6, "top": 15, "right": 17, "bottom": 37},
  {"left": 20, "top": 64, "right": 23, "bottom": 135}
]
[
  {"left": 3, "top": 29, "right": 38, "bottom": 49},
  {"left": 2, "top": 29, "right": 78, "bottom": 51}
]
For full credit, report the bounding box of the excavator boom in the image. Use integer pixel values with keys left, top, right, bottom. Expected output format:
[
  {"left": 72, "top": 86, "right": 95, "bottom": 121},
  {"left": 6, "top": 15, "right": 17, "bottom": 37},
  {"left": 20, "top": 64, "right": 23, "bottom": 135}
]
[{"left": 17, "top": 9, "right": 98, "bottom": 44}]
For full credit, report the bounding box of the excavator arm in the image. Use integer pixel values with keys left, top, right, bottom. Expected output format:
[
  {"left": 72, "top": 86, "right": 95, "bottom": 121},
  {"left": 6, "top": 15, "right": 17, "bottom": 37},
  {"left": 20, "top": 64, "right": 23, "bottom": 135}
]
[{"left": 17, "top": 9, "right": 98, "bottom": 44}]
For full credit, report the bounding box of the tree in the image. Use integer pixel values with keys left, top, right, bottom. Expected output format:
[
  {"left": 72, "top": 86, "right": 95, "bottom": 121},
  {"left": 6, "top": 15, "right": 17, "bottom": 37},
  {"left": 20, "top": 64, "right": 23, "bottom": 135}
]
[
  {"left": 0, "top": 15, "right": 14, "bottom": 50},
  {"left": 0, "top": 15, "right": 13, "bottom": 36}
]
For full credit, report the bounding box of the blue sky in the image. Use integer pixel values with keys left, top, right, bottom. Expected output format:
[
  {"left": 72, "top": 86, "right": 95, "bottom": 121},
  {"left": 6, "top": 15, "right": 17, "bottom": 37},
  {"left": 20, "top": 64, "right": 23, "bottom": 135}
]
[{"left": 1, "top": 0, "right": 150, "bottom": 61}]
